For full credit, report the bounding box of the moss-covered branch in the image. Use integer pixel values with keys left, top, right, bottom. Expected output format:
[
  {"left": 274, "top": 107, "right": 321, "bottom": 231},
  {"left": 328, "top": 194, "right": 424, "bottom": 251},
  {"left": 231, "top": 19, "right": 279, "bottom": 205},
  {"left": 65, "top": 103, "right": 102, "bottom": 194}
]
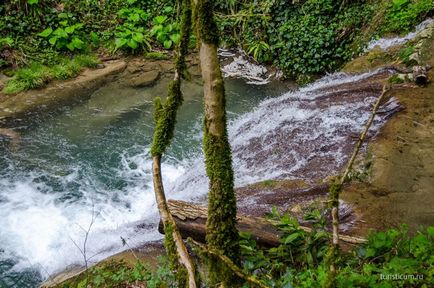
[{"left": 150, "top": 0, "right": 197, "bottom": 287}]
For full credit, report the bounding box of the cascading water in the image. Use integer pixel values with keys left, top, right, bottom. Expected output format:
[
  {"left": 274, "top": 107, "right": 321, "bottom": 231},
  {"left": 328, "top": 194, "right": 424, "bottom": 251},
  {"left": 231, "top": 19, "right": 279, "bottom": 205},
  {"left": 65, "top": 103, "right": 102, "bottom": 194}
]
[
  {"left": 366, "top": 18, "right": 433, "bottom": 51},
  {"left": 170, "top": 68, "right": 400, "bottom": 198},
  {"left": 0, "top": 56, "right": 400, "bottom": 287}
]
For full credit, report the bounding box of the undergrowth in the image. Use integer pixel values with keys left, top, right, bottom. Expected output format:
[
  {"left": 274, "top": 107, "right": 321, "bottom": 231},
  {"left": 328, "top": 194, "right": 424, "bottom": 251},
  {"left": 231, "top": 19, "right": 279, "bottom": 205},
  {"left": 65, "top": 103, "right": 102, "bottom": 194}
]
[
  {"left": 57, "top": 256, "right": 175, "bottom": 288},
  {"left": 3, "top": 55, "right": 99, "bottom": 94},
  {"left": 61, "top": 209, "right": 433, "bottom": 288}
]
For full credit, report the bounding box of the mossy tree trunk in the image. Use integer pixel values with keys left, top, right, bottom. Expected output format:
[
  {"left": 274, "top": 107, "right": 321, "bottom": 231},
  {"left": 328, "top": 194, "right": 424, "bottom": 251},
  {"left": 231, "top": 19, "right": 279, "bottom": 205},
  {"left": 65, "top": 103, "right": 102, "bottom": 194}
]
[
  {"left": 193, "top": 0, "right": 240, "bottom": 286},
  {"left": 151, "top": 0, "right": 197, "bottom": 287}
]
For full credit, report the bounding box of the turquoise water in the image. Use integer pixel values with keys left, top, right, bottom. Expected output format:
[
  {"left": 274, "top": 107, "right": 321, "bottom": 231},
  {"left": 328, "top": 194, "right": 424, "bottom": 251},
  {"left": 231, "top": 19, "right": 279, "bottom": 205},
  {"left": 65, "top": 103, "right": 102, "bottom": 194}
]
[{"left": 0, "top": 74, "right": 289, "bottom": 287}]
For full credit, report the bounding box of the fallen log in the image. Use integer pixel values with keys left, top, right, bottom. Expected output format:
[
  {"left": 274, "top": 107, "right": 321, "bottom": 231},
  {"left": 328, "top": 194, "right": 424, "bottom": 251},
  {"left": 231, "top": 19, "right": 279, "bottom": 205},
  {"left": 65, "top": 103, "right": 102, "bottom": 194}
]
[{"left": 158, "top": 200, "right": 367, "bottom": 247}]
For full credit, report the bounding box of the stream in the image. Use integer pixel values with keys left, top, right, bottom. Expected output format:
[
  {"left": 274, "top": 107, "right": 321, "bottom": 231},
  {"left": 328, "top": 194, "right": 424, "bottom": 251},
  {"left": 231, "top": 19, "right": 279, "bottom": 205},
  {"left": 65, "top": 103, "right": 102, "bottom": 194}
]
[{"left": 0, "top": 57, "right": 400, "bottom": 287}]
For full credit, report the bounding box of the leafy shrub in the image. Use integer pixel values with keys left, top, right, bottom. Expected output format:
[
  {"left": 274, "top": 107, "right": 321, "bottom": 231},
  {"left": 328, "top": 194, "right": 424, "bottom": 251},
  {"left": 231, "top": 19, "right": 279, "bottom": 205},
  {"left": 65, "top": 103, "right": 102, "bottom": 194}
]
[
  {"left": 383, "top": 0, "right": 433, "bottom": 34},
  {"left": 38, "top": 12, "right": 86, "bottom": 52},
  {"left": 59, "top": 257, "right": 175, "bottom": 288},
  {"left": 267, "top": 0, "right": 374, "bottom": 77},
  {"left": 150, "top": 15, "right": 181, "bottom": 49},
  {"left": 114, "top": 7, "right": 152, "bottom": 52},
  {"left": 238, "top": 213, "right": 434, "bottom": 288},
  {"left": 215, "top": 0, "right": 375, "bottom": 78}
]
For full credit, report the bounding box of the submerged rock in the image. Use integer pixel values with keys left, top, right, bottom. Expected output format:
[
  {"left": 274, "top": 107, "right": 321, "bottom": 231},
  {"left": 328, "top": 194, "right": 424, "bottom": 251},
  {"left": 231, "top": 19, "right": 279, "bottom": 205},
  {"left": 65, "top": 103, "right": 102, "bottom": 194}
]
[{"left": 125, "top": 70, "right": 160, "bottom": 87}]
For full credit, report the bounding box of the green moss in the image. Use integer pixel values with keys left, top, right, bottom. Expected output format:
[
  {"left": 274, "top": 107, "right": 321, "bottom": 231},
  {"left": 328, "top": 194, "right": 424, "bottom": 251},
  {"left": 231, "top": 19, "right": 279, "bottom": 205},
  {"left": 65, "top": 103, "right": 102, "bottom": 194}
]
[
  {"left": 144, "top": 51, "right": 171, "bottom": 60},
  {"left": 389, "top": 74, "right": 405, "bottom": 84},
  {"left": 327, "top": 181, "right": 340, "bottom": 208},
  {"left": 163, "top": 223, "right": 188, "bottom": 287},
  {"left": 151, "top": 76, "right": 183, "bottom": 156},
  {"left": 150, "top": 0, "right": 192, "bottom": 156},
  {"left": 195, "top": 0, "right": 219, "bottom": 45},
  {"left": 204, "top": 131, "right": 240, "bottom": 285},
  {"left": 176, "top": 0, "right": 193, "bottom": 80}
]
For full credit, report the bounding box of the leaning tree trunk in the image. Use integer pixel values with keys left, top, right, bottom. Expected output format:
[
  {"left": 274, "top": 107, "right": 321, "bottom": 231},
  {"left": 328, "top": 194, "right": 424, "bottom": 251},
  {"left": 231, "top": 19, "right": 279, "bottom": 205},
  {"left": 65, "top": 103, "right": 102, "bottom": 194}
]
[
  {"left": 324, "top": 85, "right": 389, "bottom": 288},
  {"left": 193, "top": 0, "right": 240, "bottom": 286},
  {"left": 150, "top": 0, "right": 197, "bottom": 287}
]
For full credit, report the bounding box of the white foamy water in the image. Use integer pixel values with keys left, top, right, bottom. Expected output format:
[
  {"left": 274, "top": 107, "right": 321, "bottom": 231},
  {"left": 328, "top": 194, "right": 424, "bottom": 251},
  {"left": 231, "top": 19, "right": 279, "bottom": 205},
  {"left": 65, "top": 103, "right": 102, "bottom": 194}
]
[
  {"left": 366, "top": 18, "right": 433, "bottom": 51},
  {"left": 0, "top": 148, "right": 185, "bottom": 280}
]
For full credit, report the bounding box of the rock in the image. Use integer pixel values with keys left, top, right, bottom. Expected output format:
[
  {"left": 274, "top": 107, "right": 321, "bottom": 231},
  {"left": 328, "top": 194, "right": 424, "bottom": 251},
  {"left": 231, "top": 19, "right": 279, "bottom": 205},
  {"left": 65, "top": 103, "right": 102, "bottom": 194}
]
[
  {"left": 408, "top": 53, "right": 420, "bottom": 65},
  {"left": 125, "top": 71, "right": 160, "bottom": 87},
  {"left": 417, "top": 28, "right": 433, "bottom": 39},
  {"left": 96, "top": 63, "right": 106, "bottom": 69}
]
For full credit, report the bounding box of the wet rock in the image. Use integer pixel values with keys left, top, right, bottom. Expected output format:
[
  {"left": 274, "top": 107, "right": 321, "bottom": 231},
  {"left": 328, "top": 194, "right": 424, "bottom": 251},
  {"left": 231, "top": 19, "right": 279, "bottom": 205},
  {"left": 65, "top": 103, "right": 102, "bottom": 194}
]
[{"left": 125, "top": 70, "right": 160, "bottom": 87}]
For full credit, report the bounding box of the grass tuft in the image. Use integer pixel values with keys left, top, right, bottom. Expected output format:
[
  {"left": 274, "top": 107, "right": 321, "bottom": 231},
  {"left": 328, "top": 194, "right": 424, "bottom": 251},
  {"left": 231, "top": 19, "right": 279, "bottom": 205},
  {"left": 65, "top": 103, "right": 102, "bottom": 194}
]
[{"left": 2, "top": 55, "right": 100, "bottom": 94}]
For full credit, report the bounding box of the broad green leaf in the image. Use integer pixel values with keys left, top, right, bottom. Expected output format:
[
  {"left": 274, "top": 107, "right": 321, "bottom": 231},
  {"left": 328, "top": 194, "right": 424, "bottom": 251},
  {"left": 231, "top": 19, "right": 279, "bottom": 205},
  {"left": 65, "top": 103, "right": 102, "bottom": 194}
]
[
  {"left": 38, "top": 28, "right": 53, "bottom": 37},
  {"left": 66, "top": 42, "right": 75, "bottom": 51},
  {"left": 132, "top": 32, "right": 144, "bottom": 43},
  {"left": 27, "top": 0, "right": 39, "bottom": 5},
  {"left": 127, "top": 39, "right": 138, "bottom": 49},
  {"left": 48, "top": 36, "right": 57, "bottom": 45},
  {"left": 71, "top": 37, "right": 84, "bottom": 49},
  {"left": 115, "top": 38, "right": 128, "bottom": 49},
  {"left": 53, "top": 28, "right": 68, "bottom": 39},
  {"left": 128, "top": 13, "right": 140, "bottom": 22},
  {"left": 65, "top": 26, "right": 75, "bottom": 34},
  {"left": 169, "top": 33, "right": 181, "bottom": 44},
  {"left": 150, "top": 25, "right": 163, "bottom": 36},
  {"left": 153, "top": 15, "right": 167, "bottom": 25},
  {"left": 163, "top": 40, "right": 172, "bottom": 49},
  {"left": 156, "top": 32, "right": 166, "bottom": 43}
]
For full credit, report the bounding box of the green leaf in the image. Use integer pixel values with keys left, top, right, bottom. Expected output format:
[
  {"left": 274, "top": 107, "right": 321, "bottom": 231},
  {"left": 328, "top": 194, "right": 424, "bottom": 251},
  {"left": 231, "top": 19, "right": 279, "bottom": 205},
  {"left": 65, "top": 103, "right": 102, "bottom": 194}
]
[
  {"left": 53, "top": 28, "right": 68, "bottom": 39},
  {"left": 48, "top": 36, "right": 57, "bottom": 45},
  {"left": 90, "top": 32, "right": 99, "bottom": 43},
  {"left": 153, "top": 15, "right": 167, "bottom": 25},
  {"left": 127, "top": 39, "right": 138, "bottom": 49},
  {"left": 156, "top": 32, "right": 166, "bottom": 43},
  {"left": 169, "top": 33, "right": 181, "bottom": 44},
  {"left": 163, "top": 40, "right": 172, "bottom": 49},
  {"left": 71, "top": 37, "right": 84, "bottom": 49},
  {"left": 65, "top": 26, "right": 75, "bottom": 34},
  {"left": 66, "top": 42, "right": 75, "bottom": 51},
  {"left": 115, "top": 38, "right": 128, "bottom": 49},
  {"left": 27, "top": 0, "right": 39, "bottom": 5},
  {"left": 38, "top": 28, "right": 53, "bottom": 37},
  {"left": 283, "top": 232, "right": 301, "bottom": 244},
  {"left": 132, "top": 32, "right": 144, "bottom": 43}
]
